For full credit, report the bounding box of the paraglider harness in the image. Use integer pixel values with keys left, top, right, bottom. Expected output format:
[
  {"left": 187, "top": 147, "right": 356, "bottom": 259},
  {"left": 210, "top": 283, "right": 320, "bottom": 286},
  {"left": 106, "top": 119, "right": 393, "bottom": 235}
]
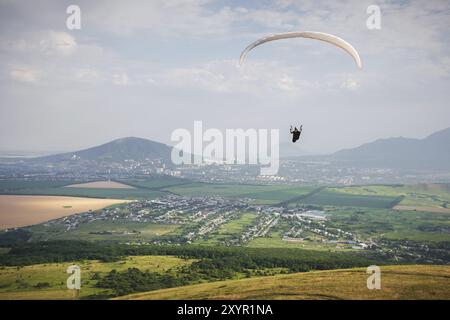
[{"left": 290, "top": 125, "right": 302, "bottom": 143}]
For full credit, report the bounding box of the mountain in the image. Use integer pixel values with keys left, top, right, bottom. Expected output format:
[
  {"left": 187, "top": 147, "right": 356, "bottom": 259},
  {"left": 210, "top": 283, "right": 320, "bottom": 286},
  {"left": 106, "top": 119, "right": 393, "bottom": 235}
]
[
  {"left": 28, "top": 127, "right": 450, "bottom": 170},
  {"left": 329, "top": 127, "right": 450, "bottom": 169},
  {"left": 36, "top": 137, "right": 172, "bottom": 163}
]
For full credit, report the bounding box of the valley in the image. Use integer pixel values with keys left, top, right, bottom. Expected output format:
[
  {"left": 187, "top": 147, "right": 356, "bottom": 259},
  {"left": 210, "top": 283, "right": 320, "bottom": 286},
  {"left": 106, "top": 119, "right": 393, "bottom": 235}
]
[{"left": 0, "top": 135, "right": 449, "bottom": 300}]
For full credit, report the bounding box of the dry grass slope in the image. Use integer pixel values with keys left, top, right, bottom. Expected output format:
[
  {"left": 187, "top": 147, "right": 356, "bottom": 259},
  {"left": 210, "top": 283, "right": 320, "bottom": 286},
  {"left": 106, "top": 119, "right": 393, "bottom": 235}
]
[{"left": 117, "top": 265, "right": 450, "bottom": 300}]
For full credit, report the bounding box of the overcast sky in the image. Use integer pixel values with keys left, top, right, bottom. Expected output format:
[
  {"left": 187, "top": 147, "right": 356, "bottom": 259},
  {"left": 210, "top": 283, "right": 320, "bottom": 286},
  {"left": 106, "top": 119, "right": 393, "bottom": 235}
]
[{"left": 0, "top": 0, "right": 449, "bottom": 154}]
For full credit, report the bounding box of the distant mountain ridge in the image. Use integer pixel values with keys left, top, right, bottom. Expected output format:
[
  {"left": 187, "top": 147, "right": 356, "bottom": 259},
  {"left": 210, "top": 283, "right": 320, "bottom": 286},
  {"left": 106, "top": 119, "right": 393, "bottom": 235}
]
[
  {"left": 329, "top": 127, "right": 450, "bottom": 169},
  {"left": 37, "top": 137, "right": 172, "bottom": 163},
  {"left": 32, "top": 127, "right": 450, "bottom": 170}
]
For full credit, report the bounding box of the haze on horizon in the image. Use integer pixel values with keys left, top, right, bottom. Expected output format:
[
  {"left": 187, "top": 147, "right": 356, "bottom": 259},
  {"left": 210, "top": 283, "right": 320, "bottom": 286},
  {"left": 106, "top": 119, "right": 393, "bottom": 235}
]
[{"left": 0, "top": 0, "right": 449, "bottom": 155}]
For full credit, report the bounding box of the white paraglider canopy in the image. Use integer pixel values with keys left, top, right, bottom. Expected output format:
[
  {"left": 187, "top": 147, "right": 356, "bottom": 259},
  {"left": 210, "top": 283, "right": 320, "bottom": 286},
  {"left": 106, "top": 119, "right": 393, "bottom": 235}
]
[{"left": 239, "top": 31, "right": 362, "bottom": 69}]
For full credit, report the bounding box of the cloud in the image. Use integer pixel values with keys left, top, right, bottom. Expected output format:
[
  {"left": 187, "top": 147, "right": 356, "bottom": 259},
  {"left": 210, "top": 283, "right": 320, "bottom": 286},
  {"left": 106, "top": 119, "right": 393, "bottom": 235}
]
[
  {"left": 10, "top": 67, "right": 39, "bottom": 83},
  {"left": 0, "top": 0, "right": 449, "bottom": 154},
  {"left": 74, "top": 68, "right": 103, "bottom": 84},
  {"left": 39, "top": 31, "right": 77, "bottom": 55},
  {"left": 112, "top": 73, "right": 130, "bottom": 86},
  {"left": 86, "top": 0, "right": 238, "bottom": 37},
  {"left": 2, "top": 1, "right": 447, "bottom": 93},
  {"left": 0, "top": 29, "right": 119, "bottom": 86},
  {"left": 341, "top": 78, "right": 360, "bottom": 90},
  {"left": 407, "top": 57, "right": 450, "bottom": 79},
  {"left": 1, "top": 31, "right": 77, "bottom": 56},
  {"left": 154, "top": 59, "right": 328, "bottom": 98}
]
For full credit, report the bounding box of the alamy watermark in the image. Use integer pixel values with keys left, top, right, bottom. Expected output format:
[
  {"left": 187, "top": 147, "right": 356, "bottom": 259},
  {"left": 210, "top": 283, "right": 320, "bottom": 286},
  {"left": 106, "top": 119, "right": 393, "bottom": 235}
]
[
  {"left": 66, "top": 265, "right": 81, "bottom": 290},
  {"left": 66, "top": 5, "right": 81, "bottom": 30},
  {"left": 367, "top": 265, "right": 381, "bottom": 289},
  {"left": 65, "top": 5, "right": 380, "bottom": 31},
  {"left": 171, "top": 121, "right": 280, "bottom": 175},
  {"left": 366, "top": 5, "right": 381, "bottom": 30}
]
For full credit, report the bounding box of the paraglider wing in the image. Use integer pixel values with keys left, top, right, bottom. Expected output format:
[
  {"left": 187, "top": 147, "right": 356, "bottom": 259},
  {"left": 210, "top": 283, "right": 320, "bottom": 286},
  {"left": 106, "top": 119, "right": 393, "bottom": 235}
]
[{"left": 239, "top": 31, "right": 362, "bottom": 69}]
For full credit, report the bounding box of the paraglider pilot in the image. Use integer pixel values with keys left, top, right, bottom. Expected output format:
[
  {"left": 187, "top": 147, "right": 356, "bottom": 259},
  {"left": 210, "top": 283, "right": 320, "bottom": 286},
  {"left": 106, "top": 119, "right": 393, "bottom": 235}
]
[{"left": 290, "top": 125, "right": 302, "bottom": 143}]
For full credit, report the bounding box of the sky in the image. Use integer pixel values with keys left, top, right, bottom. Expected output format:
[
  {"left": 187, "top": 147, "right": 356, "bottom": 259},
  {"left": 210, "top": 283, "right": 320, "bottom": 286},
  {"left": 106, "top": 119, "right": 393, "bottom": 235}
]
[{"left": 0, "top": 0, "right": 449, "bottom": 155}]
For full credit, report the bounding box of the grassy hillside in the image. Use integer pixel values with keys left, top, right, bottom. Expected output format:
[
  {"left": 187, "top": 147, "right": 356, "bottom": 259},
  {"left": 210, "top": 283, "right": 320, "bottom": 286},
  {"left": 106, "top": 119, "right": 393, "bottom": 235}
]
[
  {"left": 0, "top": 255, "right": 196, "bottom": 300},
  {"left": 118, "top": 265, "right": 450, "bottom": 300}
]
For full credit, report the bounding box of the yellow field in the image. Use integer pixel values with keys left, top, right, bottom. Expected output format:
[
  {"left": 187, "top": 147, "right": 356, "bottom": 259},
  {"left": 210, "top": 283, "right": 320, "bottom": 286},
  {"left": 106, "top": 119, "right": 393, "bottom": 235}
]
[
  {"left": 64, "top": 181, "right": 135, "bottom": 189},
  {"left": 0, "top": 195, "right": 132, "bottom": 229},
  {"left": 118, "top": 265, "right": 450, "bottom": 300}
]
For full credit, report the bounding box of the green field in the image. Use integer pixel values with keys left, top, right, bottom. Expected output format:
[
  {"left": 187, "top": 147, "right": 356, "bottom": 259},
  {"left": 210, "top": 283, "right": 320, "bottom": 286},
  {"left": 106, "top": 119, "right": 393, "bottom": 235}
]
[
  {"left": 295, "top": 189, "right": 401, "bottom": 209},
  {"left": 329, "top": 184, "right": 450, "bottom": 209},
  {"left": 0, "top": 255, "right": 196, "bottom": 299},
  {"left": 118, "top": 177, "right": 190, "bottom": 189},
  {"left": 326, "top": 207, "right": 450, "bottom": 242},
  {"left": 0, "top": 187, "right": 164, "bottom": 200},
  {"left": 248, "top": 232, "right": 349, "bottom": 251},
  {"left": 166, "top": 183, "right": 315, "bottom": 203},
  {"left": 245, "top": 203, "right": 450, "bottom": 247},
  {"left": 118, "top": 265, "right": 450, "bottom": 300},
  {"left": 28, "top": 221, "right": 180, "bottom": 242},
  {"left": 218, "top": 213, "right": 257, "bottom": 235},
  {"left": 0, "top": 180, "right": 73, "bottom": 190},
  {"left": 196, "top": 213, "right": 257, "bottom": 245},
  {"left": 0, "top": 179, "right": 172, "bottom": 200}
]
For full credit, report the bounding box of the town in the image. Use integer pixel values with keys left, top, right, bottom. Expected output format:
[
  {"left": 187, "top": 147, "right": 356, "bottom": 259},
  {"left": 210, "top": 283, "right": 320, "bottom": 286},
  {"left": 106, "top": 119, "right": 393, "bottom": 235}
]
[{"left": 33, "top": 194, "right": 447, "bottom": 264}]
